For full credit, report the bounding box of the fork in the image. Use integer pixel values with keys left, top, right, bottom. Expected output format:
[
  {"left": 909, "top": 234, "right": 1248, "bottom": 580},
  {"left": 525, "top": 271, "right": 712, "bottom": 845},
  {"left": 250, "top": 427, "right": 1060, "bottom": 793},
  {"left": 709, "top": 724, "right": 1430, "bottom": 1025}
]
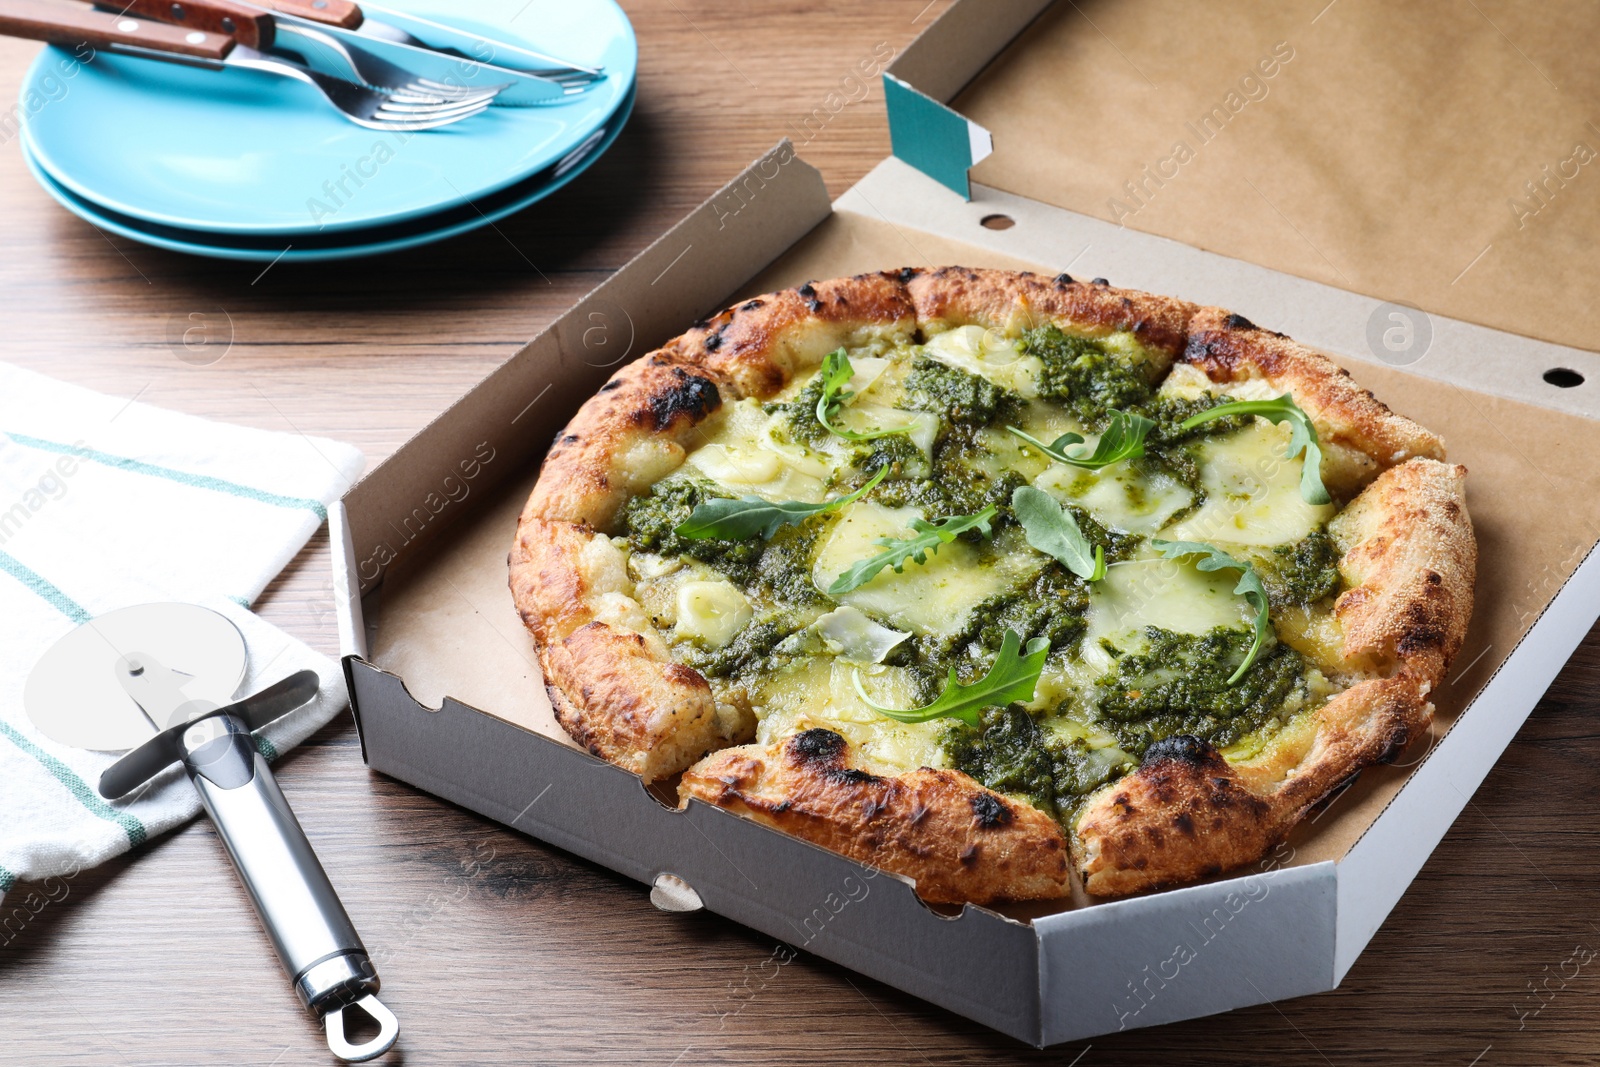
[
  {"left": 112, "top": 0, "right": 505, "bottom": 106},
  {"left": 0, "top": 0, "right": 492, "bottom": 130},
  {"left": 269, "top": 21, "right": 512, "bottom": 105},
  {"left": 267, "top": 0, "right": 605, "bottom": 91}
]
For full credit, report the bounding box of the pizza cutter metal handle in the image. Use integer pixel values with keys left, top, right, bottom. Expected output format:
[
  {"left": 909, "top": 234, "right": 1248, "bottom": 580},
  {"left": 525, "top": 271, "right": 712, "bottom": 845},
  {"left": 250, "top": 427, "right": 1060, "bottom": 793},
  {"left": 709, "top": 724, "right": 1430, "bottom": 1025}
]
[
  {"left": 182, "top": 714, "right": 396, "bottom": 1060},
  {"left": 108, "top": 659, "right": 399, "bottom": 1062}
]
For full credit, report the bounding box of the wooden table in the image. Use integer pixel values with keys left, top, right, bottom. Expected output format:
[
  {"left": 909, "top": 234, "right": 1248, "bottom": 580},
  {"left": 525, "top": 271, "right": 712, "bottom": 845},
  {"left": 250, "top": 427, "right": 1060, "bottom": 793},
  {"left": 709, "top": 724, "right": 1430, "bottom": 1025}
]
[{"left": 3, "top": 3, "right": 1599, "bottom": 1064}]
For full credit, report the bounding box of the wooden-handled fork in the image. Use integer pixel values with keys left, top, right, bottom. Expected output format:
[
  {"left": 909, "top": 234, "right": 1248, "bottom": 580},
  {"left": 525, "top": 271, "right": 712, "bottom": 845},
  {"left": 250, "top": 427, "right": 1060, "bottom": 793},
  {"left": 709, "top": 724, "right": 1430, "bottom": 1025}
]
[{"left": 0, "top": 0, "right": 498, "bottom": 128}]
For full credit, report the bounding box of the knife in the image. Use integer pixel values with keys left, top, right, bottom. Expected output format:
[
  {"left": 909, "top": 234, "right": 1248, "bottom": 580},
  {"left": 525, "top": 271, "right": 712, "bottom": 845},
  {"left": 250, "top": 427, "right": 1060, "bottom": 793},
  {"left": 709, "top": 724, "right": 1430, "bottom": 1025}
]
[
  {"left": 264, "top": 0, "right": 604, "bottom": 84},
  {"left": 116, "top": 0, "right": 578, "bottom": 104}
]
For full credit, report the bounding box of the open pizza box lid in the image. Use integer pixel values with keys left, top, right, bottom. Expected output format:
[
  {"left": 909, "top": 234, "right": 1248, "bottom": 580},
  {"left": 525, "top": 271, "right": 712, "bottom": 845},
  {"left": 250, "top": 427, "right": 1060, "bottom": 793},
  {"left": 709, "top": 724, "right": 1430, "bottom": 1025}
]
[{"left": 332, "top": 2, "right": 1600, "bottom": 1045}]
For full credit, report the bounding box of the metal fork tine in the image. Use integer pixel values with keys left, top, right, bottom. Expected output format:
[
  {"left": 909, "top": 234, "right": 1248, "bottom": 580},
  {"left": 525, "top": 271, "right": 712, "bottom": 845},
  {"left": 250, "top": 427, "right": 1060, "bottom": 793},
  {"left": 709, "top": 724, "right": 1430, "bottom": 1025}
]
[
  {"left": 386, "top": 85, "right": 497, "bottom": 105},
  {"left": 412, "top": 78, "right": 511, "bottom": 101},
  {"left": 375, "top": 96, "right": 491, "bottom": 117},
  {"left": 376, "top": 98, "right": 492, "bottom": 122},
  {"left": 412, "top": 83, "right": 502, "bottom": 103},
  {"left": 369, "top": 101, "right": 490, "bottom": 131}
]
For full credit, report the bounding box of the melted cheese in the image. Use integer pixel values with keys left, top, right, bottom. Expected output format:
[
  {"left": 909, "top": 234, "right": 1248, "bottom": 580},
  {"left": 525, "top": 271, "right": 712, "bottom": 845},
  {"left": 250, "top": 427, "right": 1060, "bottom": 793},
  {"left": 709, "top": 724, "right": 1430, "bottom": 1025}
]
[
  {"left": 1274, "top": 603, "right": 1348, "bottom": 678},
  {"left": 1082, "top": 555, "right": 1252, "bottom": 672},
  {"left": 1166, "top": 420, "right": 1336, "bottom": 547},
  {"left": 675, "top": 580, "right": 753, "bottom": 648},
  {"left": 836, "top": 402, "right": 940, "bottom": 457},
  {"left": 812, "top": 501, "right": 1039, "bottom": 636},
  {"left": 682, "top": 398, "right": 835, "bottom": 503},
  {"left": 812, "top": 605, "right": 910, "bottom": 663},
  {"left": 922, "top": 325, "right": 1044, "bottom": 398},
  {"left": 752, "top": 660, "right": 947, "bottom": 774},
  {"left": 1034, "top": 462, "right": 1193, "bottom": 535}
]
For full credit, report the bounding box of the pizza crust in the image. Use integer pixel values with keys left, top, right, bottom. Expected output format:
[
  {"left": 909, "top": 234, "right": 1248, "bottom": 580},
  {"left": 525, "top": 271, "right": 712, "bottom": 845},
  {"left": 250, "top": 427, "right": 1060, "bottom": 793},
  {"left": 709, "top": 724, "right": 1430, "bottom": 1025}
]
[
  {"left": 510, "top": 268, "right": 1477, "bottom": 904},
  {"left": 681, "top": 727, "right": 1071, "bottom": 904}
]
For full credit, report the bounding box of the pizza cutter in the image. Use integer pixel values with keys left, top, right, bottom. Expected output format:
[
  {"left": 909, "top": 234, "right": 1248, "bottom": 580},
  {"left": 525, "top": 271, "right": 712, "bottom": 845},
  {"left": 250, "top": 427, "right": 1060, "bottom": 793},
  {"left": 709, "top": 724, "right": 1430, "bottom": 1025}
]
[{"left": 23, "top": 602, "right": 398, "bottom": 1062}]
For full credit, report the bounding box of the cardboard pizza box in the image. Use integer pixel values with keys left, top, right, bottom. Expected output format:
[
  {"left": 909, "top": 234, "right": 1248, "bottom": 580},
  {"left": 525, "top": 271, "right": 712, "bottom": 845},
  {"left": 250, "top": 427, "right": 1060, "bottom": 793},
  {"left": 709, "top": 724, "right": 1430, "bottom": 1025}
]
[{"left": 332, "top": 1, "right": 1600, "bottom": 1045}]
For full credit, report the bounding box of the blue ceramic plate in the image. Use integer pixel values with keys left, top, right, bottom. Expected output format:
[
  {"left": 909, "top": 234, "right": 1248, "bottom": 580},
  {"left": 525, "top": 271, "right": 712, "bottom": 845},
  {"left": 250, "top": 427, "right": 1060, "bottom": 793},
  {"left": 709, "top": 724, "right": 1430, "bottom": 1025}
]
[
  {"left": 21, "top": 85, "right": 633, "bottom": 261},
  {"left": 21, "top": 0, "right": 635, "bottom": 236}
]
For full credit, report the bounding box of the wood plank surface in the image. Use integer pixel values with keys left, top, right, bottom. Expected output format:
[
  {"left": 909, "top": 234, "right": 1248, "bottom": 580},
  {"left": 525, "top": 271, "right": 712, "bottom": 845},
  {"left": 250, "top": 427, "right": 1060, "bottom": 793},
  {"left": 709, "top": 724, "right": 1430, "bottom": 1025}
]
[{"left": 3, "top": 3, "right": 1599, "bottom": 1065}]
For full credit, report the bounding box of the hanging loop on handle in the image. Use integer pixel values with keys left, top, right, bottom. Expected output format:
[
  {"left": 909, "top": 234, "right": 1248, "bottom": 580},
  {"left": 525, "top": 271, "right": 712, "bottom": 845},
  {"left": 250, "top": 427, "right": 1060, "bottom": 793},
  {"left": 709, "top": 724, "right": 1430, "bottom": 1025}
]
[{"left": 325, "top": 994, "right": 400, "bottom": 1062}]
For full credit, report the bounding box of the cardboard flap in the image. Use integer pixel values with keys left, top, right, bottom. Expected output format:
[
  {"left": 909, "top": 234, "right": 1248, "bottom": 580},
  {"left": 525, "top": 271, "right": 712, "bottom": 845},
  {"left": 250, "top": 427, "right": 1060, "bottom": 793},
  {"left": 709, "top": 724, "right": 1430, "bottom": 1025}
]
[
  {"left": 341, "top": 142, "right": 831, "bottom": 596},
  {"left": 892, "top": 0, "right": 1600, "bottom": 355}
]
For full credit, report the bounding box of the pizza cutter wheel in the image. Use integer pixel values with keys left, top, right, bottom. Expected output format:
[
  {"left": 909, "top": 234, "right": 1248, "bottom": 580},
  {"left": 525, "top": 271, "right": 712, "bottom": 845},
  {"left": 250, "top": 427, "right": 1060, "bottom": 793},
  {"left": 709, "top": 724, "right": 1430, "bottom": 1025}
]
[{"left": 24, "top": 603, "right": 398, "bottom": 1062}]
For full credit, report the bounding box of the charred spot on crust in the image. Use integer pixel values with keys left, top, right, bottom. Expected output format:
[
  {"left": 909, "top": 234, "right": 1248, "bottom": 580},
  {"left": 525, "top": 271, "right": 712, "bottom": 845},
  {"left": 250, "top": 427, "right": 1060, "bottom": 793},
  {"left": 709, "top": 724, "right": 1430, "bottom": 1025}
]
[
  {"left": 561, "top": 433, "right": 580, "bottom": 444},
  {"left": 703, "top": 330, "right": 723, "bottom": 352},
  {"left": 1225, "top": 313, "right": 1257, "bottom": 330},
  {"left": 599, "top": 379, "right": 622, "bottom": 392},
  {"left": 739, "top": 299, "right": 764, "bottom": 311},
  {"left": 1092, "top": 277, "right": 1110, "bottom": 286},
  {"left": 959, "top": 844, "right": 981, "bottom": 866},
  {"left": 797, "top": 282, "right": 823, "bottom": 313},
  {"left": 648, "top": 369, "right": 720, "bottom": 430},
  {"left": 1376, "top": 723, "right": 1415, "bottom": 764},
  {"left": 829, "top": 767, "right": 882, "bottom": 786},
  {"left": 1173, "top": 812, "right": 1196, "bottom": 837},
  {"left": 970, "top": 792, "right": 1013, "bottom": 829},
  {"left": 1395, "top": 612, "right": 1446, "bottom": 655},
  {"left": 1142, "top": 735, "right": 1218, "bottom": 767},
  {"left": 897, "top": 267, "right": 919, "bottom": 283},
  {"left": 790, "top": 728, "right": 847, "bottom": 765},
  {"left": 1054, "top": 272, "right": 1074, "bottom": 286}
]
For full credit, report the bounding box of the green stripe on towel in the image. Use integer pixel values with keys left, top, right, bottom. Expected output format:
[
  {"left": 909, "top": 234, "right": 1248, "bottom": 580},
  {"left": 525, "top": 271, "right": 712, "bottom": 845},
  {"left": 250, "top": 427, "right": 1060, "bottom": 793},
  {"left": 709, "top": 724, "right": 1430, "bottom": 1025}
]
[
  {"left": 6, "top": 432, "right": 328, "bottom": 521},
  {"left": 0, "top": 721, "right": 146, "bottom": 847},
  {"left": 0, "top": 550, "right": 91, "bottom": 623},
  {"left": 0, "top": 863, "right": 14, "bottom": 894}
]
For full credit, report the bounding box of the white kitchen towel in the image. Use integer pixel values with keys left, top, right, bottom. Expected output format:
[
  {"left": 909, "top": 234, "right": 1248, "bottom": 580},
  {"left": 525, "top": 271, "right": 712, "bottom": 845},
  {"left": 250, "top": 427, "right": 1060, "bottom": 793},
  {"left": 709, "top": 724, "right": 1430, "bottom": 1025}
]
[{"left": 0, "top": 363, "right": 365, "bottom": 905}]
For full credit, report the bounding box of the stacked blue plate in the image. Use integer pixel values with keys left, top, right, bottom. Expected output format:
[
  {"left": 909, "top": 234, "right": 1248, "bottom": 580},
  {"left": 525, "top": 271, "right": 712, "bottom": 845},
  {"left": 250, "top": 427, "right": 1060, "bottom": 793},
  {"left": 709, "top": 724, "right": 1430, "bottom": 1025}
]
[{"left": 19, "top": 0, "right": 636, "bottom": 261}]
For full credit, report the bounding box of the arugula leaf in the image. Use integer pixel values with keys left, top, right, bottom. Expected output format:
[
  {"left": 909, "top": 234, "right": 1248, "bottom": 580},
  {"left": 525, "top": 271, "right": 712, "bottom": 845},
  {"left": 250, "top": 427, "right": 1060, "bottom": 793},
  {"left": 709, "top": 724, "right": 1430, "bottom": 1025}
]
[
  {"left": 1011, "top": 486, "right": 1105, "bottom": 581},
  {"left": 675, "top": 466, "right": 887, "bottom": 541},
  {"left": 1150, "top": 539, "right": 1272, "bottom": 685},
  {"left": 815, "top": 348, "right": 911, "bottom": 442},
  {"left": 826, "top": 505, "right": 996, "bottom": 596},
  {"left": 1178, "top": 394, "right": 1331, "bottom": 506},
  {"left": 853, "top": 629, "right": 1050, "bottom": 726},
  {"left": 1005, "top": 408, "right": 1154, "bottom": 470}
]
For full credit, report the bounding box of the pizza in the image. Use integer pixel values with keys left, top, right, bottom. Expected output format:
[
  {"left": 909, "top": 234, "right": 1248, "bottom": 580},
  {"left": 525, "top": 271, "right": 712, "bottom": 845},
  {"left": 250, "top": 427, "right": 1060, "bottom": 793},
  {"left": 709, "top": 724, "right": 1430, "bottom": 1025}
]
[{"left": 510, "top": 268, "right": 1475, "bottom": 903}]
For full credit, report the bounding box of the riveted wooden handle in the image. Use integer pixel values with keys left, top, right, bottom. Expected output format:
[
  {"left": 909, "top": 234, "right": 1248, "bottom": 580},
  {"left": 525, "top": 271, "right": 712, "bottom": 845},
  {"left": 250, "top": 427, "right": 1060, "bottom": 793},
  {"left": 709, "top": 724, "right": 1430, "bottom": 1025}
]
[
  {"left": 263, "top": 0, "right": 362, "bottom": 30},
  {"left": 0, "top": 0, "right": 234, "bottom": 59},
  {"left": 119, "top": 0, "right": 274, "bottom": 50}
]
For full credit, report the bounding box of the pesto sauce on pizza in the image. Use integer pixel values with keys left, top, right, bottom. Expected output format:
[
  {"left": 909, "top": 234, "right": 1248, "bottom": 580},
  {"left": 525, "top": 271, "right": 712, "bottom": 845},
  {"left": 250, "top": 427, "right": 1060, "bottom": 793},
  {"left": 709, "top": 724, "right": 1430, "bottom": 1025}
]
[{"left": 617, "top": 324, "right": 1345, "bottom": 822}]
